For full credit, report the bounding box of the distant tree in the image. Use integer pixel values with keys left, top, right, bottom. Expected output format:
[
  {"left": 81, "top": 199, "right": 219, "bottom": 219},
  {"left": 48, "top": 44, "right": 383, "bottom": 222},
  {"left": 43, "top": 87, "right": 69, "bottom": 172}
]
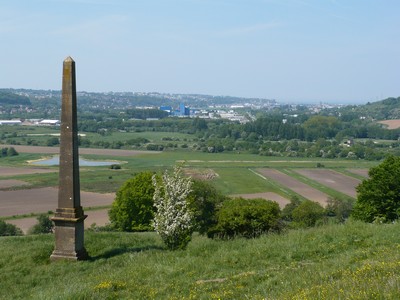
[
  {"left": 28, "top": 214, "right": 54, "bottom": 234},
  {"left": 109, "top": 172, "right": 155, "bottom": 231},
  {"left": 352, "top": 156, "right": 400, "bottom": 222},
  {"left": 302, "top": 116, "right": 341, "bottom": 141},
  {"left": 281, "top": 195, "right": 301, "bottom": 221},
  {"left": 0, "top": 220, "right": 23, "bottom": 236},
  {"left": 291, "top": 200, "right": 325, "bottom": 227},
  {"left": 187, "top": 180, "right": 228, "bottom": 236},
  {"left": 46, "top": 137, "right": 59, "bottom": 146},
  {"left": 325, "top": 197, "right": 354, "bottom": 223},
  {"left": 6, "top": 147, "right": 18, "bottom": 156},
  {"left": 192, "top": 118, "right": 208, "bottom": 131}
]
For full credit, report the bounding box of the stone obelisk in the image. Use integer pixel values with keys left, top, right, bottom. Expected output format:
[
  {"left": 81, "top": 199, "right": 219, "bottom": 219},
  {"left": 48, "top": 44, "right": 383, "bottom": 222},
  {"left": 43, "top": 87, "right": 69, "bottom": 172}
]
[{"left": 51, "top": 57, "right": 88, "bottom": 261}]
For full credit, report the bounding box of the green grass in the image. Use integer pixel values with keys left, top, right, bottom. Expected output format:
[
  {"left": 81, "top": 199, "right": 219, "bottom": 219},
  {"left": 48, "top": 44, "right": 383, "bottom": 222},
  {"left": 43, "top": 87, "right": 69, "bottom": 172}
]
[
  {"left": 1, "top": 221, "right": 400, "bottom": 299},
  {"left": 1, "top": 150, "right": 378, "bottom": 196}
]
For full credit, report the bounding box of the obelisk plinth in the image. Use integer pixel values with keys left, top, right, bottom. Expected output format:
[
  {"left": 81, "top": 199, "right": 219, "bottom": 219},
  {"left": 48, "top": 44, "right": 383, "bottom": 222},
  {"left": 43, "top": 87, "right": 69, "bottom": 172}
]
[{"left": 51, "top": 57, "right": 88, "bottom": 261}]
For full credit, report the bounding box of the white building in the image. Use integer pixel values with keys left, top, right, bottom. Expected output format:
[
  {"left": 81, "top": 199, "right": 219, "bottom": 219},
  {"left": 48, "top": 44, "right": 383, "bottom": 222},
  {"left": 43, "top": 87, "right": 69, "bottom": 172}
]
[{"left": 0, "top": 119, "right": 22, "bottom": 125}]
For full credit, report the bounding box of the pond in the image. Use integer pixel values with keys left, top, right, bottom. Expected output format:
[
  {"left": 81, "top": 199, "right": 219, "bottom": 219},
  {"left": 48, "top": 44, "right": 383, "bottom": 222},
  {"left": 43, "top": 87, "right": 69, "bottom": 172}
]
[{"left": 30, "top": 155, "right": 123, "bottom": 167}]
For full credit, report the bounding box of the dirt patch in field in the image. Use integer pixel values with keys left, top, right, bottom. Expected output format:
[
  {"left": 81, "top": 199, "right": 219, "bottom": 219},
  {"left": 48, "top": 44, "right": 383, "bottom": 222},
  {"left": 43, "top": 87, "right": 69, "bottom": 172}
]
[
  {"left": 378, "top": 119, "right": 400, "bottom": 129},
  {"left": 0, "top": 187, "right": 115, "bottom": 217},
  {"left": 0, "top": 166, "right": 56, "bottom": 177},
  {"left": 2, "top": 145, "right": 159, "bottom": 157},
  {"left": 183, "top": 168, "right": 219, "bottom": 180},
  {"left": 230, "top": 192, "right": 290, "bottom": 208},
  {"left": 257, "top": 169, "right": 329, "bottom": 206},
  {"left": 0, "top": 180, "right": 30, "bottom": 189},
  {"left": 347, "top": 169, "right": 369, "bottom": 178},
  {"left": 7, "top": 208, "right": 111, "bottom": 234},
  {"left": 295, "top": 169, "right": 361, "bottom": 198}
]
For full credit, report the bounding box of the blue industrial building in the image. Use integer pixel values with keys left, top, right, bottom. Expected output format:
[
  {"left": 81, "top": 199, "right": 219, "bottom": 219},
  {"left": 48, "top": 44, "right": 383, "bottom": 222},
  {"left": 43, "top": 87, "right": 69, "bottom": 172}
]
[{"left": 160, "top": 103, "right": 190, "bottom": 117}]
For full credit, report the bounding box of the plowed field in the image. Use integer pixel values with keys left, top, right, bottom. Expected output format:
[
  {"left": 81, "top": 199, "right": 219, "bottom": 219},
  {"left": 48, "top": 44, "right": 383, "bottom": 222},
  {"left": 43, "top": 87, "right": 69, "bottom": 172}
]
[
  {"left": 347, "top": 169, "right": 369, "bottom": 178},
  {"left": 0, "top": 187, "right": 114, "bottom": 217},
  {"left": 295, "top": 169, "right": 361, "bottom": 198},
  {"left": 256, "top": 169, "right": 329, "bottom": 205},
  {"left": 0, "top": 166, "right": 55, "bottom": 177}
]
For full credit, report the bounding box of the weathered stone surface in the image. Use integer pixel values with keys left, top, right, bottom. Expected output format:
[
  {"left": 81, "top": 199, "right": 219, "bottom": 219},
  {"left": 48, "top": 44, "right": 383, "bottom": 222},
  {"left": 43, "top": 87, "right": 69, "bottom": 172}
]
[{"left": 51, "top": 57, "right": 88, "bottom": 261}]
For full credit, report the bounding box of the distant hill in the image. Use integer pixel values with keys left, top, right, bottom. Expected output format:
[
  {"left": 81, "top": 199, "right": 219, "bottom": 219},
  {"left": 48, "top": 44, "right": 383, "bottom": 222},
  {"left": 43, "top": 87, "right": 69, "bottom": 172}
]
[
  {"left": 0, "top": 90, "right": 31, "bottom": 105},
  {"left": 347, "top": 97, "right": 400, "bottom": 120}
]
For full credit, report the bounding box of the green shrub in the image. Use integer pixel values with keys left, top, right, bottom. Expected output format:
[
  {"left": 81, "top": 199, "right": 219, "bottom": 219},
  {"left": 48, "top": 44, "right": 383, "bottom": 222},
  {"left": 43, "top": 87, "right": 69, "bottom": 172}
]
[
  {"left": 325, "top": 197, "right": 354, "bottom": 223},
  {"left": 28, "top": 214, "right": 54, "bottom": 234},
  {"left": 352, "top": 155, "right": 400, "bottom": 223},
  {"left": 282, "top": 195, "right": 301, "bottom": 221},
  {"left": 109, "top": 172, "right": 155, "bottom": 231},
  {"left": 6, "top": 147, "right": 18, "bottom": 156},
  {"left": 0, "top": 147, "right": 19, "bottom": 157},
  {"left": 188, "top": 180, "right": 228, "bottom": 236},
  {"left": 0, "top": 220, "right": 23, "bottom": 236},
  {"left": 291, "top": 200, "right": 325, "bottom": 228},
  {"left": 209, "top": 197, "right": 282, "bottom": 239},
  {"left": 109, "top": 164, "right": 122, "bottom": 170}
]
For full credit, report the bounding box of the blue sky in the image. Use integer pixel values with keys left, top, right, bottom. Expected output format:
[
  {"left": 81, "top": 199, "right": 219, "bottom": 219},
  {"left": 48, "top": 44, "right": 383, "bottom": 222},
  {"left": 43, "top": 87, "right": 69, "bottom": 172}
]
[{"left": 1, "top": 0, "right": 399, "bottom": 103}]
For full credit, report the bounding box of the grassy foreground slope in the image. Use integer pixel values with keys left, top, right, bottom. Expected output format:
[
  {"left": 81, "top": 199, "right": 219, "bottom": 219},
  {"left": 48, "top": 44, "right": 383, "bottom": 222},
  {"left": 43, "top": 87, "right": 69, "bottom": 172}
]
[{"left": 1, "top": 221, "right": 400, "bottom": 299}]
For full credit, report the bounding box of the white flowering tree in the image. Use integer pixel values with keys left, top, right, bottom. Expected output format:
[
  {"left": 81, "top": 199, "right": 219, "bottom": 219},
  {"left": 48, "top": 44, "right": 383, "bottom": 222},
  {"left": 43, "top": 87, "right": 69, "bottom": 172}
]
[{"left": 152, "top": 166, "right": 194, "bottom": 250}]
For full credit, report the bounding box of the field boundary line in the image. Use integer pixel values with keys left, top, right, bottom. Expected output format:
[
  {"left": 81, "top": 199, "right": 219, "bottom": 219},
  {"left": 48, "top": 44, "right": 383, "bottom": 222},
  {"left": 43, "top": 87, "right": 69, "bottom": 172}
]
[{"left": 248, "top": 168, "right": 291, "bottom": 196}]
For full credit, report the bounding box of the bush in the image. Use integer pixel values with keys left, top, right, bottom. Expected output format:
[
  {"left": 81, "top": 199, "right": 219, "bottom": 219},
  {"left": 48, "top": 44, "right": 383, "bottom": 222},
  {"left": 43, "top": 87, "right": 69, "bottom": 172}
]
[
  {"left": 291, "top": 200, "right": 325, "bottom": 227},
  {"left": 0, "top": 147, "right": 19, "bottom": 157},
  {"left": 109, "top": 164, "right": 122, "bottom": 170},
  {"left": 109, "top": 172, "right": 155, "bottom": 232},
  {"left": 152, "top": 166, "right": 194, "bottom": 250},
  {"left": 352, "top": 155, "right": 400, "bottom": 223},
  {"left": 281, "top": 195, "right": 301, "bottom": 221},
  {"left": 209, "top": 198, "right": 282, "bottom": 239},
  {"left": 0, "top": 220, "right": 23, "bottom": 236},
  {"left": 325, "top": 197, "right": 354, "bottom": 223},
  {"left": 28, "top": 214, "right": 54, "bottom": 234},
  {"left": 187, "top": 180, "right": 227, "bottom": 236}
]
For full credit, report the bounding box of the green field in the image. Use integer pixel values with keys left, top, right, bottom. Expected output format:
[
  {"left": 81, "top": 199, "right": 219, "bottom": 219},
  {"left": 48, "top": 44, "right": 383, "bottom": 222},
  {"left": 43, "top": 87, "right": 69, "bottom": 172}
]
[
  {"left": 1, "top": 221, "right": 400, "bottom": 299},
  {"left": 0, "top": 150, "right": 377, "bottom": 196}
]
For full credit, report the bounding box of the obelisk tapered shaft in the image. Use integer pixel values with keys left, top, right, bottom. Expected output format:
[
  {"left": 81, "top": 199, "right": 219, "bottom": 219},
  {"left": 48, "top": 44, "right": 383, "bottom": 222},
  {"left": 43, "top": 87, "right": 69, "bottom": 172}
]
[
  {"left": 51, "top": 57, "right": 88, "bottom": 261},
  {"left": 59, "top": 56, "right": 81, "bottom": 209}
]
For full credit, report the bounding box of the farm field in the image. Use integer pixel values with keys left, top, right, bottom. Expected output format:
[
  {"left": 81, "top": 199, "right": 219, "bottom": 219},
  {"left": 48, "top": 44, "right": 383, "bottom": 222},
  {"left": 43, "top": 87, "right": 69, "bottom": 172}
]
[
  {"left": 2, "top": 144, "right": 158, "bottom": 157},
  {"left": 256, "top": 168, "right": 330, "bottom": 205},
  {"left": 0, "top": 145, "right": 379, "bottom": 232},
  {"left": 378, "top": 119, "right": 400, "bottom": 129},
  {"left": 0, "top": 187, "right": 114, "bottom": 217},
  {"left": 294, "top": 169, "right": 361, "bottom": 198},
  {"left": 8, "top": 209, "right": 110, "bottom": 234},
  {"left": 230, "top": 192, "right": 289, "bottom": 208},
  {"left": 0, "top": 166, "right": 56, "bottom": 176},
  {"left": 347, "top": 168, "right": 369, "bottom": 177}
]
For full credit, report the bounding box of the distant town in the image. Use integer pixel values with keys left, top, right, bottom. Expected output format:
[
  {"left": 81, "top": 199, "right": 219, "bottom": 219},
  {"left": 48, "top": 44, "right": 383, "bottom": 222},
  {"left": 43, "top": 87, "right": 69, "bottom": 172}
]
[{"left": 0, "top": 88, "right": 347, "bottom": 125}]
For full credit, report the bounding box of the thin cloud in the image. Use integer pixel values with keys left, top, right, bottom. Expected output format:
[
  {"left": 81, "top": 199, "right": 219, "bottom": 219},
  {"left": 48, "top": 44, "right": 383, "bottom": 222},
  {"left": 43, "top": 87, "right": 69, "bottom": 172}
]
[
  {"left": 49, "top": 14, "right": 128, "bottom": 42},
  {"left": 215, "top": 22, "right": 281, "bottom": 37}
]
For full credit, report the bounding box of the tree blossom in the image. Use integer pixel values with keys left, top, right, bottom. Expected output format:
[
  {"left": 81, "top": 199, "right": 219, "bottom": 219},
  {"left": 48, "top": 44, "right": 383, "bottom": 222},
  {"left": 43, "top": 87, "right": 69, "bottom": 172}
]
[{"left": 152, "top": 166, "right": 194, "bottom": 250}]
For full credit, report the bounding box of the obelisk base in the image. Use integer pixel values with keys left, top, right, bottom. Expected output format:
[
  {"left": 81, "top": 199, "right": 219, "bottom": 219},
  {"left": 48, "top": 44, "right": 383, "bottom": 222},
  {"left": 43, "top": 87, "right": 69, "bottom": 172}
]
[{"left": 50, "top": 209, "right": 88, "bottom": 261}]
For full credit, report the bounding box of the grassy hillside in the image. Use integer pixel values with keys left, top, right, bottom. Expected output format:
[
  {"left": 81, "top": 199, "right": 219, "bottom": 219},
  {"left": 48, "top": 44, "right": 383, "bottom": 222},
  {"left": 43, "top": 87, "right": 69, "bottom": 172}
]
[
  {"left": 342, "top": 96, "right": 400, "bottom": 120},
  {"left": 1, "top": 221, "right": 400, "bottom": 299}
]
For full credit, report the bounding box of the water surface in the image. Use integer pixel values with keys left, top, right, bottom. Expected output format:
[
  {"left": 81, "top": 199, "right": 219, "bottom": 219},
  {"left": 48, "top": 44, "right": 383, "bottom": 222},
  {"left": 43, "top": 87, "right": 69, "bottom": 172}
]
[{"left": 30, "top": 155, "right": 121, "bottom": 166}]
